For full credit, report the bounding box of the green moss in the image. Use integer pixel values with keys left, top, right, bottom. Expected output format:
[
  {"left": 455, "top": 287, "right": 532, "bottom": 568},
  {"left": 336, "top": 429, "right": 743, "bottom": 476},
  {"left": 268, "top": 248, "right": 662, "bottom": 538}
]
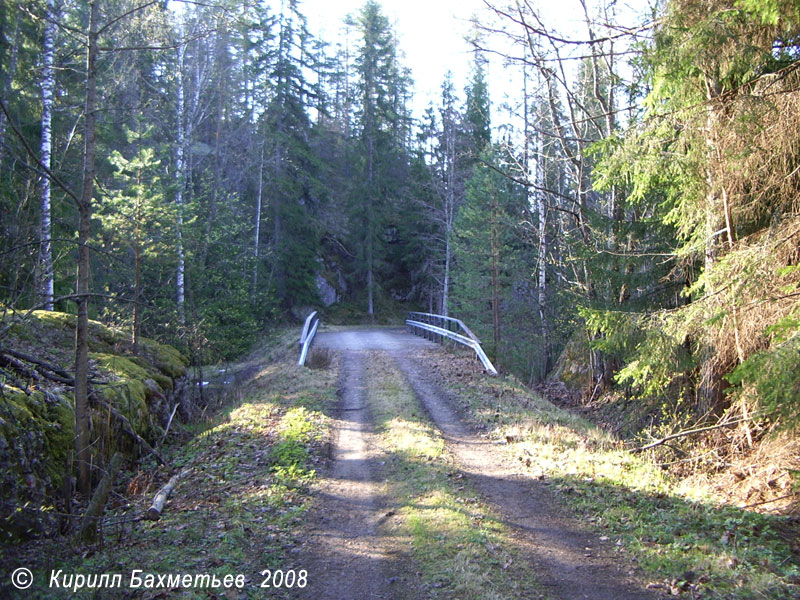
[
  {"left": 7, "top": 321, "right": 35, "bottom": 342},
  {"left": 1, "top": 310, "right": 186, "bottom": 525},
  {"left": 30, "top": 309, "right": 76, "bottom": 330},
  {"left": 140, "top": 338, "right": 188, "bottom": 378},
  {"left": 130, "top": 357, "right": 173, "bottom": 392},
  {"left": 41, "top": 394, "right": 75, "bottom": 487},
  {"left": 92, "top": 354, "right": 156, "bottom": 433},
  {"left": 92, "top": 353, "right": 151, "bottom": 381},
  {"left": 31, "top": 310, "right": 127, "bottom": 351},
  {"left": 0, "top": 387, "right": 74, "bottom": 491},
  {"left": 0, "top": 387, "right": 36, "bottom": 426},
  {"left": 551, "top": 331, "right": 593, "bottom": 392},
  {"left": 87, "top": 320, "right": 127, "bottom": 348},
  {"left": 96, "top": 381, "right": 149, "bottom": 433}
]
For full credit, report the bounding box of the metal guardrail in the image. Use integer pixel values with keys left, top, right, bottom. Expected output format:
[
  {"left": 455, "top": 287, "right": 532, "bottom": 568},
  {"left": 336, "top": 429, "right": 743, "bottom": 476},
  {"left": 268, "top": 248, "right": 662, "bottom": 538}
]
[
  {"left": 298, "top": 311, "right": 320, "bottom": 367},
  {"left": 405, "top": 311, "right": 498, "bottom": 375}
]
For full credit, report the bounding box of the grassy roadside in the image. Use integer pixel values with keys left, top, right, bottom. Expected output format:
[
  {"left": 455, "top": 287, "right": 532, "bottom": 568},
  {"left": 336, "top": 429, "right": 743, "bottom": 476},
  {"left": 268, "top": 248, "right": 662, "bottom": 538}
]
[
  {"left": 366, "top": 352, "right": 546, "bottom": 600},
  {"left": 2, "top": 337, "right": 338, "bottom": 600},
  {"left": 426, "top": 350, "right": 799, "bottom": 599}
]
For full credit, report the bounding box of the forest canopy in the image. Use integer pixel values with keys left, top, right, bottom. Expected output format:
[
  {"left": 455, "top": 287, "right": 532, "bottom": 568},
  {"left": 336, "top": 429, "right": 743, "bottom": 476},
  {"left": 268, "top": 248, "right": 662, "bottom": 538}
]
[{"left": 1, "top": 0, "right": 799, "bottom": 438}]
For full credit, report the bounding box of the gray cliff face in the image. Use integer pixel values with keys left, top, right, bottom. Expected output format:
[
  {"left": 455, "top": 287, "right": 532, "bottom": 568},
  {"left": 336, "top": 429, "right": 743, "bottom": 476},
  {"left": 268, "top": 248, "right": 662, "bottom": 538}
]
[{"left": 316, "top": 273, "right": 338, "bottom": 307}]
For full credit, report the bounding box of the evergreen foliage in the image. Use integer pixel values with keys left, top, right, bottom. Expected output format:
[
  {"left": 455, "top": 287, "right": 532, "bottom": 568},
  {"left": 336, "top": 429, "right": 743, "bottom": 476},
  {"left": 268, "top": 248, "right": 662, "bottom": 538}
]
[
  {"left": 451, "top": 147, "right": 529, "bottom": 365},
  {"left": 0, "top": 0, "right": 798, "bottom": 438},
  {"left": 593, "top": 0, "right": 800, "bottom": 429}
]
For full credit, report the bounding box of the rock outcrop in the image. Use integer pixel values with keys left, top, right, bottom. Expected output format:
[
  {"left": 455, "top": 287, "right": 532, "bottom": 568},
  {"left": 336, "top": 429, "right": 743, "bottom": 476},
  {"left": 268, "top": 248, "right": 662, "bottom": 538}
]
[{"left": 0, "top": 309, "right": 188, "bottom": 540}]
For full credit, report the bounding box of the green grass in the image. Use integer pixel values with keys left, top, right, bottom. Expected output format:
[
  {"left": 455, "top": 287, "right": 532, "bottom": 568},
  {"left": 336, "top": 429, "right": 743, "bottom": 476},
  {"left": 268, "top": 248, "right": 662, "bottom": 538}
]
[
  {"left": 366, "top": 352, "right": 546, "bottom": 600},
  {"left": 438, "top": 361, "right": 800, "bottom": 599}
]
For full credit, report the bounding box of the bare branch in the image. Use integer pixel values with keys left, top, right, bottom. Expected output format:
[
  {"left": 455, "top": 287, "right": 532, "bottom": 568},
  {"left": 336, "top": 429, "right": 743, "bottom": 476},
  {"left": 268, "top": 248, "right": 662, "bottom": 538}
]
[
  {"left": 633, "top": 414, "right": 768, "bottom": 453},
  {"left": 0, "top": 99, "right": 79, "bottom": 204}
]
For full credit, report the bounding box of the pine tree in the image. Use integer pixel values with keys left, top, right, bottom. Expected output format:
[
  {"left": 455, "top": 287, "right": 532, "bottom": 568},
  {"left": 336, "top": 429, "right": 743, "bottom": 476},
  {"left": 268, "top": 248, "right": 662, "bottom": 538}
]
[
  {"left": 101, "top": 124, "right": 168, "bottom": 353},
  {"left": 464, "top": 57, "right": 491, "bottom": 160}
]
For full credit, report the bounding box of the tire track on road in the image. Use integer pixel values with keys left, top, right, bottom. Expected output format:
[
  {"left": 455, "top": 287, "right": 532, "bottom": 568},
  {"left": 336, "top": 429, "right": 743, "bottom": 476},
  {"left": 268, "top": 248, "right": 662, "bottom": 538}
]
[
  {"left": 293, "top": 348, "right": 419, "bottom": 600},
  {"left": 388, "top": 348, "right": 660, "bottom": 600}
]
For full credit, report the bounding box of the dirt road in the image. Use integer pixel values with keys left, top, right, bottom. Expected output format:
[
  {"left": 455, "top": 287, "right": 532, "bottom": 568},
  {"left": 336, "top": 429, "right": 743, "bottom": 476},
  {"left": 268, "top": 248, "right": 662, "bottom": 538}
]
[{"left": 297, "top": 327, "right": 659, "bottom": 600}]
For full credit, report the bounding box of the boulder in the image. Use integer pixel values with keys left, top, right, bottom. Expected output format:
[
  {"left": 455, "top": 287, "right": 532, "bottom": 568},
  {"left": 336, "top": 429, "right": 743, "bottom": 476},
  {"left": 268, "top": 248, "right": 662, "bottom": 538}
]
[
  {"left": 316, "top": 273, "right": 338, "bottom": 307},
  {"left": 549, "top": 330, "right": 593, "bottom": 393}
]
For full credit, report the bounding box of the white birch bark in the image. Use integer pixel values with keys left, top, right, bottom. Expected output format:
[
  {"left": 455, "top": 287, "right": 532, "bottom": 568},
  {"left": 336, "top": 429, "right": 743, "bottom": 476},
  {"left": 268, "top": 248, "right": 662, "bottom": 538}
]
[
  {"left": 441, "top": 125, "right": 456, "bottom": 318},
  {"left": 175, "top": 44, "right": 187, "bottom": 325},
  {"left": 536, "top": 143, "right": 550, "bottom": 379},
  {"left": 39, "top": 0, "right": 56, "bottom": 310}
]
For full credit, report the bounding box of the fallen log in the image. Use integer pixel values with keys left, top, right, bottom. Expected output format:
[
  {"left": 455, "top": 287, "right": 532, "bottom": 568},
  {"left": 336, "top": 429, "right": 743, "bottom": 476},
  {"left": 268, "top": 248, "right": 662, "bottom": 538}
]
[
  {"left": 146, "top": 468, "right": 190, "bottom": 521},
  {"left": 0, "top": 353, "right": 41, "bottom": 383},
  {"left": 2, "top": 347, "right": 73, "bottom": 381},
  {"left": 79, "top": 452, "right": 123, "bottom": 543},
  {"left": 0, "top": 348, "right": 103, "bottom": 385}
]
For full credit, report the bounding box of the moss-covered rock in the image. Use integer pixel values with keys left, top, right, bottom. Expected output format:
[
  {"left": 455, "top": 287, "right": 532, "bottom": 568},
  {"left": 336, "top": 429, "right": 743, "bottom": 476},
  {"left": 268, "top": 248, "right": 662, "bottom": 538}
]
[
  {"left": 30, "top": 310, "right": 128, "bottom": 353},
  {"left": 95, "top": 381, "right": 150, "bottom": 433},
  {"left": 139, "top": 338, "right": 188, "bottom": 379},
  {"left": 92, "top": 353, "right": 150, "bottom": 381},
  {"left": 0, "top": 388, "right": 75, "bottom": 486},
  {"left": 0, "top": 386, "right": 75, "bottom": 540},
  {"left": 91, "top": 352, "right": 180, "bottom": 435},
  {"left": 550, "top": 330, "right": 593, "bottom": 393},
  {"left": 42, "top": 392, "right": 75, "bottom": 485},
  {"left": 130, "top": 356, "right": 173, "bottom": 392},
  {"left": 0, "top": 309, "right": 188, "bottom": 540}
]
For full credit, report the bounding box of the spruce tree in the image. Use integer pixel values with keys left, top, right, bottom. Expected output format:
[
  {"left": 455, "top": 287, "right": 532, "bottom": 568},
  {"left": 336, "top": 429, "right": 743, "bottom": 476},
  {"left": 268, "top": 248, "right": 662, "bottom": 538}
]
[{"left": 349, "top": 0, "right": 410, "bottom": 317}]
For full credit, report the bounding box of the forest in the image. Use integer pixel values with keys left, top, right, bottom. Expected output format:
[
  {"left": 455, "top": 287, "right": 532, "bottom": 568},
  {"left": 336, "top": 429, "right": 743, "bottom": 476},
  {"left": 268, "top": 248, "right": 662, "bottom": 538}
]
[{"left": 1, "top": 0, "right": 799, "bottom": 563}]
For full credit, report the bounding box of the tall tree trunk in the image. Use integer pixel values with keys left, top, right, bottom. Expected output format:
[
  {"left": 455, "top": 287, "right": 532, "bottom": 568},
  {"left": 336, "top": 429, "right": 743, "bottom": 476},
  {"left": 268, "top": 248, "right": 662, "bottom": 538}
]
[
  {"left": 490, "top": 191, "right": 500, "bottom": 356},
  {"left": 272, "top": 135, "right": 283, "bottom": 298},
  {"left": 75, "top": 0, "right": 100, "bottom": 495},
  {"left": 252, "top": 144, "right": 264, "bottom": 297},
  {"left": 536, "top": 148, "right": 551, "bottom": 379},
  {"left": 0, "top": 9, "right": 21, "bottom": 168},
  {"left": 366, "top": 134, "right": 375, "bottom": 318},
  {"left": 201, "top": 26, "right": 227, "bottom": 269},
  {"left": 175, "top": 45, "right": 187, "bottom": 326},
  {"left": 699, "top": 77, "right": 726, "bottom": 414},
  {"left": 525, "top": 63, "right": 551, "bottom": 380},
  {"left": 700, "top": 205, "right": 723, "bottom": 413},
  {"left": 442, "top": 232, "right": 451, "bottom": 317},
  {"left": 537, "top": 206, "right": 551, "bottom": 378},
  {"left": 133, "top": 156, "right": 142, "bottom": 355},
  {"left": 441, "top": 112, "right": 456, "bottom": 318},
  {"left": 39, "top": 0, "right": 56, "bottom": 310}
]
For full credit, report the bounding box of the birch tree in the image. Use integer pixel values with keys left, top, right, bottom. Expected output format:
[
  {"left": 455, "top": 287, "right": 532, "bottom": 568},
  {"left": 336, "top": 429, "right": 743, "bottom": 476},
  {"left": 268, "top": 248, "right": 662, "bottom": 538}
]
[
  {"left": 174, "top": 40, "right": 187, "bottom": 325},
  {"left": 429, "top": 75, "right": 463, "bottom": 317},
  {"left": 474, "top": 0, "right": 647, "bottom": 386},
  {"left": 38, "top": 0, "right": 57, "bottom": 311}
]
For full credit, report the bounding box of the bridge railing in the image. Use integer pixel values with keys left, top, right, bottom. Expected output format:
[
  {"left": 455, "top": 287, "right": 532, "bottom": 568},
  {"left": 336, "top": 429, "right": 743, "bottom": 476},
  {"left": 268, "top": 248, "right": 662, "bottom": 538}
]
[
  {"left": 298, "top": 311, "right": 320, "bottom": 367},
  {"left": 405, "top": 311, "right": 497, "bottom": 375}
]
